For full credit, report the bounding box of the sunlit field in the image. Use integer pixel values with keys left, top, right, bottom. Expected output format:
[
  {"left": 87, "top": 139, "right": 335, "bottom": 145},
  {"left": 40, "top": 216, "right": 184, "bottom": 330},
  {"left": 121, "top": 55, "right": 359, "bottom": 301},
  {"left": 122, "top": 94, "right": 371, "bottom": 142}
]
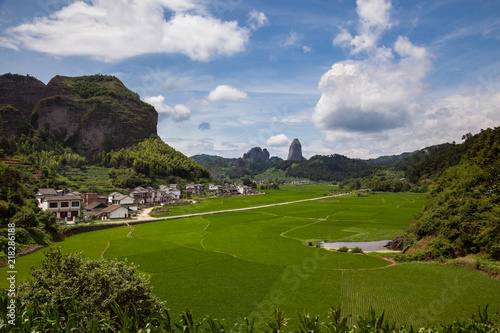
[{"left": 3, "top": 190, "right": 499, "bottom": 327}]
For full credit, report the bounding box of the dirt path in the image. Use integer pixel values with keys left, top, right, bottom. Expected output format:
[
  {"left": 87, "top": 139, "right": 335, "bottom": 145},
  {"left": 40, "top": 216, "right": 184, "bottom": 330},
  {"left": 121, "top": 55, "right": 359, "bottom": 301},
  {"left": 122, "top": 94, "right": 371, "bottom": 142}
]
[
  {"left": 101, "top": 240, "right": 110, "bottom": 259},
  {"left": 137, "top": 207, "right": 155, "bottom": 220},
  {"left": 125, "top": 222, "right": 134, "bottom": 238}
]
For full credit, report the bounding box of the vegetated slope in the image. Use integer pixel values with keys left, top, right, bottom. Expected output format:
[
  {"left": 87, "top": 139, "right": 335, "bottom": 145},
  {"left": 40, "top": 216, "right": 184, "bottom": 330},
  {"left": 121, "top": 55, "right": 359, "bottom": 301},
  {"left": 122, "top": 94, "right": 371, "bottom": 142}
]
[
  {"left": 285, "top": 154, "right": 372, "bottom": 181},
  {"left": 366, "top": 152, "right": 412, "bottom": 167},
  {"left": 395, "top": 133, "right": 478, "bottom": 184},
  {"left": 95, "top": 136, "right": 210, "bottom": 181},
  {"left": 190, "top": 154, "right": 237, "bottom": 164},
  {"left": 404, "top": 126, "right": 500, "bottom": 259}
]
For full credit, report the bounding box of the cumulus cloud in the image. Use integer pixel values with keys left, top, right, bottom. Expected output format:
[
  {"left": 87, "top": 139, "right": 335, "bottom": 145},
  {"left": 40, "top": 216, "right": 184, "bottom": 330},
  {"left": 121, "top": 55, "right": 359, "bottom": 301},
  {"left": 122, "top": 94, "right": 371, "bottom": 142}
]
[
  {"left": 198, "top": 122, "right": 211, "bottom": 130},
  {"left": 145, "top": 95, "right": 191, "bottom": 122},
  {"left": 1, "top": 0, "right": 250, "bottom": 62},
  {"left": 208, "top": 85, "right": 248, "bottom": 101},
  {"left": 266, "top": 134, "right": 290, "bottom": 147},
  {"left": 321, "top": 89, "right": 500, "bottom": 159},
  {"left": 334, "top": 0, "right": 393, "bottom": 55},
  {"left": 248, "top": 10, "right": 269, "bottom": 31},
  {"left": 314, "top": 0, "right": 432, "bottom": 134}
]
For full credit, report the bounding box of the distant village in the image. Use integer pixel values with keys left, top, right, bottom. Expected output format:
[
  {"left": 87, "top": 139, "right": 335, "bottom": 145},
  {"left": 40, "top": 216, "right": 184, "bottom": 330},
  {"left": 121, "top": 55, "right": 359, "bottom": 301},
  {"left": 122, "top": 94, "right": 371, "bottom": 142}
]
[{"left": 36, "top": 183, "right": 259, "bottom": 223}]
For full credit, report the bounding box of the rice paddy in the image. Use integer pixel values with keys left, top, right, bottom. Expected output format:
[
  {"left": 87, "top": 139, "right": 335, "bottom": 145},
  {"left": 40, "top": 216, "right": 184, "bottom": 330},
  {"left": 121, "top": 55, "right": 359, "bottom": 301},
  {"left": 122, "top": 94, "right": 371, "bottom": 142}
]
[{"left": 3, "top": 189, "right": 499, "bottom": 327}]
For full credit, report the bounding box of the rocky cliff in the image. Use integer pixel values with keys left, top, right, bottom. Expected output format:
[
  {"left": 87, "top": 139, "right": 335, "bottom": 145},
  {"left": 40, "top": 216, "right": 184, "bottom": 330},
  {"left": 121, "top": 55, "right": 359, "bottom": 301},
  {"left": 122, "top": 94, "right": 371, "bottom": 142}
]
[
  {"left": 0, "top": 73, "right": 158, "bottom": 154},
  {"left": 242, "top": 147, "right": 270, "bottom": 164},
  {"left": 287, "top": 138, "right": 305, "bottom": 161},
  {"left": 0, "top": 73, "right": 45, "bottom": 138}
]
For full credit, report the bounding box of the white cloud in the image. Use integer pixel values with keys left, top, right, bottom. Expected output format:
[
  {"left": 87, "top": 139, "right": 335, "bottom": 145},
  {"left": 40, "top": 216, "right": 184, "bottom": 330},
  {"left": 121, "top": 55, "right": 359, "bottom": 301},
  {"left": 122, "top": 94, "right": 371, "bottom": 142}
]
[
  {"left": 266, "top": 134, "right": 290, "bottom": 147},
  {"left": 248, "top": 10, "right": 269, "bottom": 31},
  {"left": 334, "top": 0, "right": 392, "bottom": 55},
  {"left": 320, "top": 89, "right": 500, "bottom": 159},
  {"left": 283, "top": 30, "right": 300, "bottom": 47},
  {"left": 208, "top": 85, "right": 248, "bottom": 101},
  {"left": 315, "top": 0, "right": 432, "bottom": 134},
  {"left": 238, "top": 119, "right": 257, "bottom": 126},
  {"left": 145, "top": 95, "right": 191, "bottom": 122},
  {"left": 2, "top": 0, "right": 250, "bottom": 62},
  {"left": 302, "top": 45, "right": 311, "bottom": 53}
]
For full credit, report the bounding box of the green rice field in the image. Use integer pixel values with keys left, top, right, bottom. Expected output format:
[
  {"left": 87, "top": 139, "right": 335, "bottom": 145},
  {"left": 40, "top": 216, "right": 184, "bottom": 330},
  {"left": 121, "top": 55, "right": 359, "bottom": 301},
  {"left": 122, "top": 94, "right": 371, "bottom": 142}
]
[{"left": 3, "top": 189, "right": 499, "bottom": 327}]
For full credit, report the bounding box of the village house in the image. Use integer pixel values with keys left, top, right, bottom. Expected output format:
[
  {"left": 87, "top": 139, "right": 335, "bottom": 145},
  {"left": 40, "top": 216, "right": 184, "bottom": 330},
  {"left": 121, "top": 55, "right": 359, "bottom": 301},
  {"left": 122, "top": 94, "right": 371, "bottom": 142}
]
[
  {"left": 225, "top": 184, "right": 239, "bottom": 195},
  {"left": 184, "top": 183, "right": 204, "bottom": 196},
  {"left": 37, "top": 188, "right": 83, "bottom": 223},
  {"left": 208, "top": 184, "right": 223, "bottom": 195},
  {"left": 159, "top": 185, "right": 181, "bottom": 201},
  {"left": 83, "top": 193, "right": 108, "bottom": 206},
  {"left": 108, "top": 191, "right": 123, "bottom": 204},
  {"left": 129, "top": 186, "right": 156, "bottom": 203},
  {"left": 83, "top": 201, "right": 109, "bottom": 218},
  {"left": 99, "top": 205, "right": 129, "bottom": 220}
]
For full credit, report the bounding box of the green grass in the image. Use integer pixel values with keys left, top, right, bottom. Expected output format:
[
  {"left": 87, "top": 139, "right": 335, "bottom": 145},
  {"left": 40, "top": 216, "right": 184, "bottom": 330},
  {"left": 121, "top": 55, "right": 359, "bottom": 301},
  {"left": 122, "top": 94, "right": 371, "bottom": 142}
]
[
  {"left": 2, "top": 189, "right": 499, "bottom": 328},
  {"left": 165, "top": 187, "right": 334, "bottom": 216}
]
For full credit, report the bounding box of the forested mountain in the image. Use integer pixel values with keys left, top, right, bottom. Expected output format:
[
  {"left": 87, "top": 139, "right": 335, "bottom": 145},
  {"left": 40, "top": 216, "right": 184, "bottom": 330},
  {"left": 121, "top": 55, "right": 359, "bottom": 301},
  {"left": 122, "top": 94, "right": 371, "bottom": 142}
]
[{"left": 403, "top": 127, "right": 500, "bottom": 259}]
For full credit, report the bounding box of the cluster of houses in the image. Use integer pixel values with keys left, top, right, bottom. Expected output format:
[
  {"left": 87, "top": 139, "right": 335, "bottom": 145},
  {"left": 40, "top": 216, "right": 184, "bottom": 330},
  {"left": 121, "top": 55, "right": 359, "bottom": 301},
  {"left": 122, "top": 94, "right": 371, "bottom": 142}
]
[
  {"left": 36, "top": 183, "right": 258, "bottom": 223},
  {"left": 286, "top": 180, "right": 310, "bottom": 185}
]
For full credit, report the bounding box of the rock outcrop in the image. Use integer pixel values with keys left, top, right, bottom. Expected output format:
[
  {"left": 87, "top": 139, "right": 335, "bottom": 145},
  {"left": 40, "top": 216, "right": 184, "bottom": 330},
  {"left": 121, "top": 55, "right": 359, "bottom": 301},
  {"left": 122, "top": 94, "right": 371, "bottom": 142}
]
[
  {"left": 385, "top": 235, "right": 404, "bottom": 250},
  {"left": 287, "top": 138, "right": 305, "bottom": 161},
  {"left": 0, "top": 74, "right": 45, "bottom": 138},
  {"left": 242, "top": 147, "right": 270, "bottom": 164},
  {"left": 0, "top": 73, "right": 158, "bottom": 154}
]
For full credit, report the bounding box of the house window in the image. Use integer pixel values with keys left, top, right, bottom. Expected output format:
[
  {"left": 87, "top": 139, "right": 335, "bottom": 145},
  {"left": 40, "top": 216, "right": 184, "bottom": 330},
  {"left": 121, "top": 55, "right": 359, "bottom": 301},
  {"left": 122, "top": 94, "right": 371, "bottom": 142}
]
[
  {"left": 49, "top": 202, "right": 58, "bottom": 208},
  {"left": 72, "top": 201, "right": 80, "bottom": 207},
  {"left": 60, "top": 202, "right": 69, "bottom": 208}
]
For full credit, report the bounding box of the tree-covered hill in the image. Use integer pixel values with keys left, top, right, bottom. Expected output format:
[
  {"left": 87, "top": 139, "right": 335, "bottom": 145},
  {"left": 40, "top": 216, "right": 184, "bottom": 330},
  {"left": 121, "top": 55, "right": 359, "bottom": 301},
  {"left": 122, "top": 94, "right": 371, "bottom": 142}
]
[
  {"left": 395, "top": 133, "right": 478, "bottom": 184},
  {"left": 95, "top": 136, "right": 210, "bottom": 182},
  {"left": 284, "top": 154, "right": 372, "bottom": 182},
  {"left": 402, "top": 126, "right": 500, "bottom": 259}
]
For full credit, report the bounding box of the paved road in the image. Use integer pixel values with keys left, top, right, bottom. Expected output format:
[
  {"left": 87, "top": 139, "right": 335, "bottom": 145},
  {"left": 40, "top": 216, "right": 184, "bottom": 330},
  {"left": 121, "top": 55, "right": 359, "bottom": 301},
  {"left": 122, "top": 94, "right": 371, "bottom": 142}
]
[{"left": 87, "top": 193, "right": 350, "bottom": 226}]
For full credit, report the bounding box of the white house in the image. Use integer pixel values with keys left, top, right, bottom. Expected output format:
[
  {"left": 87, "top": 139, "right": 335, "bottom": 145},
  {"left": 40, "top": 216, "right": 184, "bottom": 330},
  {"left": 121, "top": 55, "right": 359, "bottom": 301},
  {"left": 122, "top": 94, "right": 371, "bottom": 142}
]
[
  {"left": 108, "top": 192, "right": 123, "bottom": 204},
  {"left": 100, "top": 205, "right": 129, "bottom": 220},
  {"left": 111, "top": 194, "right": 135, "bottom": 205},
  {"left": 208, "top": 184, "right": 223, "bottom": 195},
  {"left": 37, "top": 188, "right": 82, "bottom": 222}
]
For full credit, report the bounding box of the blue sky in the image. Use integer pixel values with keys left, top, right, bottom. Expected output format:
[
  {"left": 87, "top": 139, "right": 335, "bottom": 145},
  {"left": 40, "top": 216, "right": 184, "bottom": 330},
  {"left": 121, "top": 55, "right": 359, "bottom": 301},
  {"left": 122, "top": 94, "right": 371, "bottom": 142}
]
[{"left": 1, "top": 0, "right": 499, "bottom": 159}]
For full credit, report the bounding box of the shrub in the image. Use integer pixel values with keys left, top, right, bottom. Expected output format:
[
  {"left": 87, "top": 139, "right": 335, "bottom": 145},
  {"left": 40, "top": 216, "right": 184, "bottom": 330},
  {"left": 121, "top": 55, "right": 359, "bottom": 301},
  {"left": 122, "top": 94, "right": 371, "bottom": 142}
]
[
  {"left": 351, "top": 246, "right": 364, "bottom": 254},
  {"left": 337, "top": 246, "right": 349, "bottom": 252},
  {"left": 19, "top": 248, "right": 163, "bottom": 323}
]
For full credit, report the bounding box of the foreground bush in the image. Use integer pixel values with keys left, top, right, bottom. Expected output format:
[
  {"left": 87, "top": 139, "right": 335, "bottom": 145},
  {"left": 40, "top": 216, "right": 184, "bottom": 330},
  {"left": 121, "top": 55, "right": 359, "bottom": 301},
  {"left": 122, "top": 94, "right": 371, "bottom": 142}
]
[
  {"left": 17, "top": 248, "right": 163, "bottom": 324},
  {"left": 1, "top": 292, "right": 499, "bottom": 332}
]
